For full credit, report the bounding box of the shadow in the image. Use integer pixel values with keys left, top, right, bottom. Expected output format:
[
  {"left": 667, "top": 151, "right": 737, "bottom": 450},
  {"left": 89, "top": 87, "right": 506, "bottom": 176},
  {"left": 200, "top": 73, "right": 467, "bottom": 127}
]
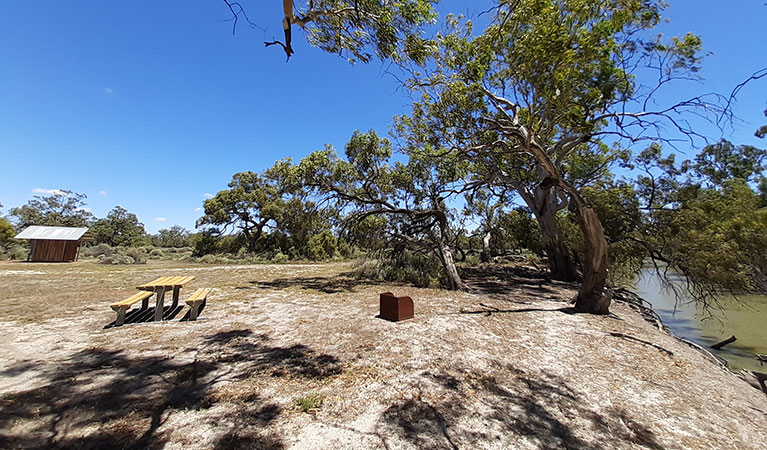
[
  {"left": 104, "top": 304, "right": 187, "bottom": 329},
  {"left": 179, "top": 301, "right": 205, "bottom": 322},
  {"left": 459, "top": 306, "right": 577, "bottom": 316},
  {"left": 244, "top": 274, "right": 375, "bottom": 294},
  {"left": 378, "top": 366, "right": 665, "bottom": 450},
  {"left": 0, "top": 329, "right": 341, "bottom": 449},
  {"left": 461, "top": 264, "right": 579, "bottom": 297}
]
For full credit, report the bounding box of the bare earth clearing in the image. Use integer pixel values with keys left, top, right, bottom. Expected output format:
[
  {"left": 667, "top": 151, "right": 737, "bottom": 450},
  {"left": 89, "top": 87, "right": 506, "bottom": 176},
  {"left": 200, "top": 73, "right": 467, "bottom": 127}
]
[{"left": 0, "top": 260, "right": 765, "bottom": 449}]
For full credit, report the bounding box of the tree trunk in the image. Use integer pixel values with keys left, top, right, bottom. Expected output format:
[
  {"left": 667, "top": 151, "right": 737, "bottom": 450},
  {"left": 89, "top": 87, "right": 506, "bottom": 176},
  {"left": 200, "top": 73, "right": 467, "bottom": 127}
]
[
  {"left": 537, "top": 208, "right": 579, "bottom": 281},
  {"left": 439, "top": 242, "right": 468, "bottom": 291},
  {"left": 521, "top": 146, "right": 610, "bottom": 314},
  {"left": 518, "top": 183, "right": 578, "bottom": 282},
  {"left": 480, "top": 231, "right": 492, "bottom": 263},
  {"left": 570, "top": 203, "right": 611, "bottom": 314}
]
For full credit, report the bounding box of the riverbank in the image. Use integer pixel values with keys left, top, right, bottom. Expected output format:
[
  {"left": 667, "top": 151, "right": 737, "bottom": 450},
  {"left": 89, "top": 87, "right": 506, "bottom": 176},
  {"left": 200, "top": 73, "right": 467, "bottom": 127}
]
[
  {"left": 1, "top": 261, "right": 765, "bottom": 449},
  {"left": 634, "top": 268, "right": 767, "bottom": 373}
]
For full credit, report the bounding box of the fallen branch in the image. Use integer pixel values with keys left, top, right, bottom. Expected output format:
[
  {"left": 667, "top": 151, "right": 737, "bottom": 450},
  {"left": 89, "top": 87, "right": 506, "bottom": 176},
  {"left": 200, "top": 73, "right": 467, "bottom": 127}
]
[
  {"left": 711, "top": 335, "right": 737, "bottom": 350},
  {"left": 609, "top": 332, "right": 674, "bottom": 356},
  {"left": 674, "top": 337, "right": 729, "bottom": 369},
  {"left": 757, "top": 354, "right": 767, "bottom": 366}
]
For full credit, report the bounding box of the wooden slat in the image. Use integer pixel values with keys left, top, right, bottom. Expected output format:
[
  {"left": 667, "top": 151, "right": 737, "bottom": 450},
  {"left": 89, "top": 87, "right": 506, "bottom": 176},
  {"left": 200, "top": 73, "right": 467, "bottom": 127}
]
[
  {"left": 157, "top": 276, "right": 177, "bottom": 286},
  {"left": 162, "top": 276, "right": 182, "bottom": 286},
  {"left": 137, "top": 276, "right": 167, "bottom": 288},
  {"left": 187, "top": 288, "right": 211, "bottom": 302},
  {"left": 177, "top": 275, "right": 195, "bottom": 286},
  {"left": 137, "top": 275, "right": 196, "bottom": 288},
  {"left": 112, "top": 291, "right": 153, "bottom": 307}
]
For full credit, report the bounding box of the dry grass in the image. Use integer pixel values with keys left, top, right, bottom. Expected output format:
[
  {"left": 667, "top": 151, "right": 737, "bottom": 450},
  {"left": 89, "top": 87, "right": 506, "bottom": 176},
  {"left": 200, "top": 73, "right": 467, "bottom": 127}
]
[{"left": 0, "top": 259, "right": 765, "bottom": 449}]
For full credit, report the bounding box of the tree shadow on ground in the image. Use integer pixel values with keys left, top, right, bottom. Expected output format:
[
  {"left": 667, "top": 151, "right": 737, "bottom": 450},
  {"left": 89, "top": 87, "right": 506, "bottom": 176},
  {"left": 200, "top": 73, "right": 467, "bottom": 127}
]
[
  {"left": 459, "top": 305, "right": 577, "bottom": 316},
  {"left": 244, "top": 274, "right": 378, "bottom": 294},
  {"left": 378, "top": 367, "right": 665, "bottom": 450},
  {"left": 461, "top": 264, "right": 579, "bottom": 297},
  {"left": 0, "top": 329, "right": 341, "bottom": 449}
]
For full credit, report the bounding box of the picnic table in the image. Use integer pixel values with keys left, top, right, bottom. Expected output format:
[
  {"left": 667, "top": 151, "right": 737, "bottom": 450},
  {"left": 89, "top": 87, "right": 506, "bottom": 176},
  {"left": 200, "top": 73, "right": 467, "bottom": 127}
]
[{"left": 137, "top": 275, "right": 195, "bottom": 321}]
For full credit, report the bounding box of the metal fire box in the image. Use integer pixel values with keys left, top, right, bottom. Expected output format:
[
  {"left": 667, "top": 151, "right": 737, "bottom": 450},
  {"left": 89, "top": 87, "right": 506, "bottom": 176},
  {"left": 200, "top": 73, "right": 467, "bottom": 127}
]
[{"left": 379, "top": 292, "right": 414, "bottom": 322}]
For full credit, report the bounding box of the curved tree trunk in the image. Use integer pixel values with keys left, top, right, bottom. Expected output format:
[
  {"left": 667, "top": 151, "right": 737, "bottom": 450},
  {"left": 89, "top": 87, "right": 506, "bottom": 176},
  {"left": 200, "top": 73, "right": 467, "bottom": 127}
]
[
  {"left": 480, "top": 230, "right": 492, "bottom": 263},
  {"left": 439, "top": 242, "right": 468, "bottom": 290},
  {"left": 523, "top": 146, "right": 610, "bottom": 314},
  {"left": 565, "top": 192, "right": 611, "bottom": 314}
]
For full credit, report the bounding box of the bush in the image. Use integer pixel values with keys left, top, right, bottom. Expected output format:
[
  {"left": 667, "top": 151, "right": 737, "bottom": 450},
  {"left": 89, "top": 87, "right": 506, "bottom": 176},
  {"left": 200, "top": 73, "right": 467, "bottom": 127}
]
[
  {"left": 0, "top": 243, "right": 28, "bottom": 261},
  {"left": 272, "top": 252, "right": 289, "bottom": 264},
  {"left": 352, "top": 251, "right": 444, "bottom": 288},
  {"left": 306, "top": 230, "right": 337, "bottom": 261},
  {"left": 124, "top": 248, "right": 147, "bottom": 264},
  {"left": 98, "top": 254, "right": 135, "bottom": 265},
  {"left": 82, "top": 243, "right": 115, "bottom": 258}
]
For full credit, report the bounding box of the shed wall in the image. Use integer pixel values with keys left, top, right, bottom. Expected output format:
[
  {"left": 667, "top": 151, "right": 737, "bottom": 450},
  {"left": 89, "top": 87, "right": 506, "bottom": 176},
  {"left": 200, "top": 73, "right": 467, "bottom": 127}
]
[{"left": 31, "top": 240, "right": 80, "bottom": 262}]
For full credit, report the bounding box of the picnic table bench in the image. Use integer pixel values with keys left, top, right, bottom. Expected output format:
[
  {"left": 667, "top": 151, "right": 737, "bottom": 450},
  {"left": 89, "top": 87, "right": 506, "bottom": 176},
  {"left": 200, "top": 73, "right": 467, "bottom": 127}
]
[
  {"left": 137, "top": 275, "right": 196, "bottom": 322},
  {"left": 111, "top": 291, "right": 154, "bottom": 326},
  {"left": 186, "top": 288, "right": 211, "bottom": 321}
]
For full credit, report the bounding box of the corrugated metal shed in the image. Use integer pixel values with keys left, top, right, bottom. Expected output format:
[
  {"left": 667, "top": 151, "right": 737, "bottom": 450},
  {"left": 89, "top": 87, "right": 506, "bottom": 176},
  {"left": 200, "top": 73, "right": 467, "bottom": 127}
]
[{"left": 14, "top": 226, "right": 92, "bottom": 241}]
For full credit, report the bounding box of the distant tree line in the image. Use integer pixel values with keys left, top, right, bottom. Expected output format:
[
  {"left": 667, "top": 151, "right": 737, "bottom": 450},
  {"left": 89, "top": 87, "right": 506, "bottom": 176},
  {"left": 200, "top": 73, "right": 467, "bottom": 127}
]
[{"left": 1, "top": 192, "right": 195, "bottom": 252}]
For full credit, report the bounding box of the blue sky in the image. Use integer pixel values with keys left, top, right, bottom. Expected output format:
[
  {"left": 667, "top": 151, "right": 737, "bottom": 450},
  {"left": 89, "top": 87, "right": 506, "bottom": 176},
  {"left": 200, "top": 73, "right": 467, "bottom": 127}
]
[{"left": 1, "top": 1, "right": 765, "bottom": 233}]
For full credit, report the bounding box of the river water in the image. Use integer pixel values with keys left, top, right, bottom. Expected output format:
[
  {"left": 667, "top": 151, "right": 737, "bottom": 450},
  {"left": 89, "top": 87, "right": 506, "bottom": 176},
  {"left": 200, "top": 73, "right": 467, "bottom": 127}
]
[{"left": 632, "top": 268, "right": 767, "bottom": 373}]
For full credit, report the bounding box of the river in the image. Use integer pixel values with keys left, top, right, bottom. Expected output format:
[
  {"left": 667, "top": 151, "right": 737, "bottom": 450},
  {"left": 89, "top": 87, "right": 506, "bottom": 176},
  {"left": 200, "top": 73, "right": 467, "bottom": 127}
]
[{"left": 633, "top": 268, "right": 767, "bottom": 373}]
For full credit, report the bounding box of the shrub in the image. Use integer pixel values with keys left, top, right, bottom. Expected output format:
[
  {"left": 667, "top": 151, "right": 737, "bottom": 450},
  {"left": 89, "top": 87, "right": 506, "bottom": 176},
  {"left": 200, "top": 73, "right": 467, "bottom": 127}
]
[
  {"left": 82, "top": 243, "right": 115, "bottom": 258},
  {"left": 98, "top": 254, "right": 135, "bottom": 265},
  {"left": 353, "top": 251, "right": 444, "bottom": 288},
  {"left": 272, "top": 252, "right": 289, "bottom": 264},
  {"left": 306, "top": 230, "right": 337, "bottom": 261},
  {"left": 124, "top": 248, "right": 147, "bottom": 264},
  {"left": 0, "top": 243, "right": 28, "bottom": 261}
]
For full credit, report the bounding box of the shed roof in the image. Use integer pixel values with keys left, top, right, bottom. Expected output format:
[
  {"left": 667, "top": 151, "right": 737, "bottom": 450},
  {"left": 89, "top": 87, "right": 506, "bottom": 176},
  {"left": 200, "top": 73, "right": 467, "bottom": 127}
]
[{"left": 14, "top": 226, "right": 92, "bottom": 241}]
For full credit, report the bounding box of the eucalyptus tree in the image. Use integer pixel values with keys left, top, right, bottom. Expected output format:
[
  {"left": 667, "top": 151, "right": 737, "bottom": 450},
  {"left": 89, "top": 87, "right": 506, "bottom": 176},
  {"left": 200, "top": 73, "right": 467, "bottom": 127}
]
[
  {"left": 196, "top": 161, "right": 329, "bottom": 256},
  {"left": 299, "top": 130, "right": 471, "bottom": 290},
  {"left": 91, "top": 206, "right": 147, "bottom": 247},
  {"left": 223, "top": 0, "right": 438, "bottom": 63},
  {"left": 11, "top": 190, "right": 94, "bottom": 229},
  {"left": 395, "top": 0, "right": 723, "bottom": 314}
]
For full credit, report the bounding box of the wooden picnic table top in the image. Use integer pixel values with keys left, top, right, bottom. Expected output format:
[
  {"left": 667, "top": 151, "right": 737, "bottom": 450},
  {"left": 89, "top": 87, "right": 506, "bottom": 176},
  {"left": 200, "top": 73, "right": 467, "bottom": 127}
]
[{"left": 137, "top": 275, "right": 195, "bottom": 290}]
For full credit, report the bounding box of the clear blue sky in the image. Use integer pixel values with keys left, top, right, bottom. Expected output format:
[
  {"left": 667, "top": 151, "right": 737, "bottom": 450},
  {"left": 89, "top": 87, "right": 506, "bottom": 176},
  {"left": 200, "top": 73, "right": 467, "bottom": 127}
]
[{"left": 1, "top": 1, "right": 765, "bottom": 233}]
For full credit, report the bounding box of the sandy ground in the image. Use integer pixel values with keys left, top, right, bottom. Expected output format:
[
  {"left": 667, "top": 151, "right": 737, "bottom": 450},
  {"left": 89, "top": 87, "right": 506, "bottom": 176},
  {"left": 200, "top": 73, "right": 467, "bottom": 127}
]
[{"left": 0, "top": 260, "right": 765, "bottom": 449}]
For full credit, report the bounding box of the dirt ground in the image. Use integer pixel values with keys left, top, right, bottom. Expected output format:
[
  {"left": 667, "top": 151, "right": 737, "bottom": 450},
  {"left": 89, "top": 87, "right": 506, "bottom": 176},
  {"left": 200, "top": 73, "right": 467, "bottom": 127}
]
[{"left": 0, "top": 260, "right": 765, "bottom": 449}]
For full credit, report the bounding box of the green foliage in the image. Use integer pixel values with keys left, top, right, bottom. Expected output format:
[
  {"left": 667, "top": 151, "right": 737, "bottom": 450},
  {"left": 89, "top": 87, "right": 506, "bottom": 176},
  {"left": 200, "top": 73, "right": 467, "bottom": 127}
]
[
  {"left": 152, "top": 225, "right": 192, "bottom": 248},
  {"left": 83, "top": 244, "right": 147, "bottom": 265},
  {"left": 756, "top": 107, "right": 767, "bottom": 139},
  {"left": 295, "top": 394, "right": 323, "bottom": 413},
  {"left": 0, "top": 218, "right": 15, "bottom": 249},
  {"left": 306, "top": 230, "right": 338, "bottom": 261},
  {"left": 627, "top": 140, "right": 767, "bottom": 298},
  {"left": 353, "top": 251, "right": 444, "bottom": 288},
  {"left": 663, "top": 180, "right": 767, "bottom": 295},
  {"left": 303, "top": 0, "right": 438, "bottom": 64},
  {"left": 91, "top": 206, "right": 147, "bottom": 247},
  {"left": 690, "top": 139, "right": 767, "bottom": 186},
  {"left": 0, "top": 218, "right": 26, "bottom": 261},
  {"left": 495, "top": 208, "right": 544, "bottom": 255},
  {"left": 191, "top": 230, "right": 219, "bottom": 257},
  {"left": 298, "top": 129, "right": 469, "bottom": 289},
  {"left": 10, "top": 190, "right": 94, "bottom": 228},
  {"left": 196, "top": 161, "right": 335, "bottom": 260}
]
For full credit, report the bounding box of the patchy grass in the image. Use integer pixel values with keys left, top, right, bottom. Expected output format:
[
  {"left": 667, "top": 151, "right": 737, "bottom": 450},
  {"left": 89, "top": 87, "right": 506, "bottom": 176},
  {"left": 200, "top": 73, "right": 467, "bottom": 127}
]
[
  {"left": 0, "top": 260, "right": 765, "bottom": 449},
  {"left": 296, "top": 394, "right": 324, "bottom": 413}
]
